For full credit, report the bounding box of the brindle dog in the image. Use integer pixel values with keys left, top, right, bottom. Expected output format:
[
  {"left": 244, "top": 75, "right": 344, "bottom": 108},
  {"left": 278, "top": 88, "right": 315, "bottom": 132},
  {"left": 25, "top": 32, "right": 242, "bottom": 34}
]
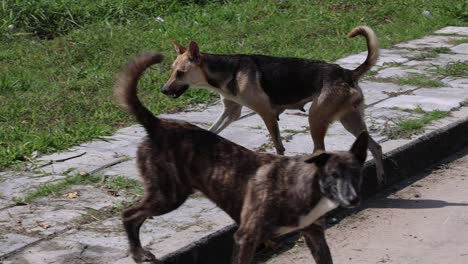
[{"left": 115, "top": 53, "right": 369, "bottom": 264}]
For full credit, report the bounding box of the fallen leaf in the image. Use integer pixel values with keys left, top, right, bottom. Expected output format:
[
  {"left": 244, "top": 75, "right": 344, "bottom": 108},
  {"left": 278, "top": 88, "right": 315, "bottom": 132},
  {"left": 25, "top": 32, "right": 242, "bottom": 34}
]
[
  {"left": 64, "top": 191, "right": 80, "bottom": 199},
  {"left": 107, "top": 190, "right": 120, "bottom": 197},
  {"left": 38, "top": 223, "right": 50, "bottom": 229}
]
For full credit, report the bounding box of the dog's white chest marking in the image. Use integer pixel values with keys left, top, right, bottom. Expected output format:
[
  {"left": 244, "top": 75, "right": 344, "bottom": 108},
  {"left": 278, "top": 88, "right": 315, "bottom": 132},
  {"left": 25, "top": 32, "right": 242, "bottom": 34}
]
[{"left": 274, "top": 197, "right": 338, "bottom": 236}]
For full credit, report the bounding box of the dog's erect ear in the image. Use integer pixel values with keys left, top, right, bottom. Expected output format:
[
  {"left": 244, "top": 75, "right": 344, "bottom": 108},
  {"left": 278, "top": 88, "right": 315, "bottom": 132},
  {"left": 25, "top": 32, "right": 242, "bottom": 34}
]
[
  {"left": 305, "top": 152, "right": 331, "bottom": 167},
  {"left": 188, "top": 41, "right": 201, "bottom": 63},
  {"left": 350, "top": 131, "right": 369, "bottom": 164},
  {"left": 172, "top": 41, "right": 186, "bottom": 55}
]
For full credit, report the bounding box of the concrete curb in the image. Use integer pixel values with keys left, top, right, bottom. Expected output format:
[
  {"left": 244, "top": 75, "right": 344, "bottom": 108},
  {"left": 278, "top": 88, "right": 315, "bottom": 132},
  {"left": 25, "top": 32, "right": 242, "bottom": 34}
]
[{"left": 161, "top": 117, "right": 468, "bottom": 264}]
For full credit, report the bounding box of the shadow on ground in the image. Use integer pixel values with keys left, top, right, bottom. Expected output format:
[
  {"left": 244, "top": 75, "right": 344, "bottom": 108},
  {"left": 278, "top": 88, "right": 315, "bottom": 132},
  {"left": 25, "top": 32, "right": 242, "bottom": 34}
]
[{"left": 367, "top": 198, "right": 468, "bottom": 209}]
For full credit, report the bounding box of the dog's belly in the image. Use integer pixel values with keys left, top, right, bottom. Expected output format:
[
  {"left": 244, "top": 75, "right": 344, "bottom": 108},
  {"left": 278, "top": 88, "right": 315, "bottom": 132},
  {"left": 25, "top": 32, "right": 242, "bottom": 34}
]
[
  {"left": 276, "top": 95, "right": 315, "bottom": 111},
  {"left": 274, "top": 197, "right": 338, "bottom": 236}
]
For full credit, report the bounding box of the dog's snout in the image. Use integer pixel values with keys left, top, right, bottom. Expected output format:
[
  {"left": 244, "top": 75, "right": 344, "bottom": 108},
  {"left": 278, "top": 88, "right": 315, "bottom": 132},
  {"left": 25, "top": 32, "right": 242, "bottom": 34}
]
[
  {"left": 161, "top": 83, "right": 173, "bottom": 95},
  {"left": 348, "top": 196, "right": 360, "bottom": 207}
]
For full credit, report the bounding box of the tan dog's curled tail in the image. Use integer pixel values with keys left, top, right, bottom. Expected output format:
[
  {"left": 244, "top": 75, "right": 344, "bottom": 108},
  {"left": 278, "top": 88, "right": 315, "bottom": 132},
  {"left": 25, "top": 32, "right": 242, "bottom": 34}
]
[
  {"left": 114, "top": 52, "right": 164, "bottom": 135},
  {"left": 348, "top": 26, "right": 379, "bottom": 80}
]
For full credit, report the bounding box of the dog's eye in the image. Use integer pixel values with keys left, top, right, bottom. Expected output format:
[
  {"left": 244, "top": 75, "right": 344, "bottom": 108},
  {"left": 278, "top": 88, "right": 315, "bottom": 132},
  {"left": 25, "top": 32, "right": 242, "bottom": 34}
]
[{"left": 176, "top": 70, "right": 185, "bottom": 78}]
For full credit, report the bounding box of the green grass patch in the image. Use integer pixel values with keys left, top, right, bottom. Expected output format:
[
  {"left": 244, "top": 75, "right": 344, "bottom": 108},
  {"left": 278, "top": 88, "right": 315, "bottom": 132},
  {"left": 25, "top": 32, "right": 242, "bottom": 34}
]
[
  {"left": 435, "top": 61, "right": 468, "bottom": 77},
  {"left": 383, "top": 110, "right": 449, "bottom": 139},
  {"left": 371, "top": 74, "right": 445, "bottom": 88},
  {"left": 13, "top": 173, "right": 143, "bottom": 205},
  {"left": 104, "top": 175, "right": 143, "bottom": 196},
  {"left": 449, "top": 38, "right": 468, "bottom": 45},
  {"left": 367, "top": 70, "right": 379, "bottom": 77},
  {"left": 391, "top": 105, "right": 426, "bottom": 114},
  {"left": 1, "top": 0, "right": 466, "bottom": 170},
  {"left": 14, "top": 173, "right": 103, "bottom": 204},
  {"left": 410, "top": 47, "right": 452, "bottom": 60},
  {"left": 75, "top": 206, "right": 121, "bottom": 225}
]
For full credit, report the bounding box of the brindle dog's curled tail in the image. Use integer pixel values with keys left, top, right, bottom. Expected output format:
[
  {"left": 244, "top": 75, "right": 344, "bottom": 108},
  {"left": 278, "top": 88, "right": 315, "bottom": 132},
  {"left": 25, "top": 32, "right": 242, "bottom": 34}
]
[
  {"left": 348, "top": 26, "right": 379, "bottom": 80},
  {"left": 114, "top": 53, "right": 164, "bottom": 135}
]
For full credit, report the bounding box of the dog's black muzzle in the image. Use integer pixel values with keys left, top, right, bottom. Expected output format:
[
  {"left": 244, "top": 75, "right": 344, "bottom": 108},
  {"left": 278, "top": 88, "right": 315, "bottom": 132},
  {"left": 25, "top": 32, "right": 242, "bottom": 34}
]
[{"left": 161, "top": 84, "right": 189, "bottom": 98}]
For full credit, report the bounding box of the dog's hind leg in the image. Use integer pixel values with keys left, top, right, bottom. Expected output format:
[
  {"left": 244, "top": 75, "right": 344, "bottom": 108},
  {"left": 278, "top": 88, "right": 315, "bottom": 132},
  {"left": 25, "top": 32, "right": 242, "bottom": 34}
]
[
  {"left": 339, "top": 109, "right": 385, "bottom": 186},
  {"left": 209, "top": 97, "right": 243, "bottom": 134},
  {"left": 301, "top": 221, "right": 333, "bottom": 264},
  {"left": 122, "top": 189, "right": 190, "bottom": 263}
]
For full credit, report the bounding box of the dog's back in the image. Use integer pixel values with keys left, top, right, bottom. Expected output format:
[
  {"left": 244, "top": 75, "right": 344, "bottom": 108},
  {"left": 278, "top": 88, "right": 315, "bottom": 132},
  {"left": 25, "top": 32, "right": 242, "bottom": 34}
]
[{"left": 249, "top": 55, "right": 353, "bottom": 105}]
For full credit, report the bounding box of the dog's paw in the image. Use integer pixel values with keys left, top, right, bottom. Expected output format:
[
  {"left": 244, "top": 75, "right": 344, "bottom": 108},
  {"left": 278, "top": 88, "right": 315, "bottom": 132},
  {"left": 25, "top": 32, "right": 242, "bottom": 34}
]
[
  {"left": 276, "top": 146, "right": 286, "bottom": 155},
  {"left": 377, "top": 173, "right": 387, "bottom": 187},
  {"left": 131, "top": 248, "right": 156, "bottom": 263}
]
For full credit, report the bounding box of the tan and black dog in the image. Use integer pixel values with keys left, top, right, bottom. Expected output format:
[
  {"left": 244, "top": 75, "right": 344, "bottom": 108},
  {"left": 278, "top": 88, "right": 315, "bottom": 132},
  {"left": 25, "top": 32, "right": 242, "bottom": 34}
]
[
  {"left": 115, "top": 53, "right": 369, "bottom": 264},
  {"left": 161, "top": 26, "right": 384, "bottom": 185}
]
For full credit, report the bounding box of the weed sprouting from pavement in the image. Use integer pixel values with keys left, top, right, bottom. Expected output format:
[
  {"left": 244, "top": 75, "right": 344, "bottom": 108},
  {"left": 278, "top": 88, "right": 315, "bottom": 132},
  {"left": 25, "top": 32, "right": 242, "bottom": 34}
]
[{"left": 382, "top": 109, "right": 449, "bottom": 139}]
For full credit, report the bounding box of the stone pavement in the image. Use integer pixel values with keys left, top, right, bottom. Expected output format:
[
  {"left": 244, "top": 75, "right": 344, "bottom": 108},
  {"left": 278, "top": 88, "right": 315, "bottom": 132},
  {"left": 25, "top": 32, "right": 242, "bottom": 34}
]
[
  {"left": 1, "top": 26, "right": 467, "bottom": 264},
  {"left": 264, "top": 149, "right": 468, "bottom": 264}
]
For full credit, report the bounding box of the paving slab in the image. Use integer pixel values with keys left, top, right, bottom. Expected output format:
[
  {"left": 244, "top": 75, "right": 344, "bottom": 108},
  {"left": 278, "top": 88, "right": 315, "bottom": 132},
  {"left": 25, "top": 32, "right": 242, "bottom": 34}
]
[
  {"left": 0, "top": 172, "right": 66, "bottom": 203},
  {"left": 336, "top": 48, "right": 414, "bottom": 67},
  {"left": 218, "top": 125, "right": 271, "bottom": 150},
  {"left": 283, "top": 128, "right": 356, "bottom": 155},
  {"left": 1, "top": 239, "right": 128, "bottom": 264},
  {"left": 100, "top": 159, "right": 140, "bottom": 180},
  {"left": 67, "top": 197, "right": 232, "bottom": 256},
  {"left": 374, "top": 87, "right": 468, "bottom": 112},
  {"left": 396, "top": 35, "right": 463, "bottom": 49},
  {"left": 404, "top": 53, "right": 468, "bottom": 70},
  {"left": 435, "top": 26, "right": 468, "bottom": 36},
  {"left": 2, "top": 195, "right": 233, "bottom": 264},
  {"left": 0, "top": 233, "right": 40, "bottom": 257},
  {"left": 374, "top": 67, "right": 426, "bottom": 79},
  {"left": 441, "top": 77, "right": 468, "bottom": 88},
  {"left": 360, "top": 81, "right": 416, "bottom": 105},
  {"left": 451, "top": 43, "right": 468, "bottom": 54},
  {"left": 0, "top": 185, "right": 125, "bottom": 236},
  {"left": 0, "top": 198, "right": 9, "bottom": 209}
]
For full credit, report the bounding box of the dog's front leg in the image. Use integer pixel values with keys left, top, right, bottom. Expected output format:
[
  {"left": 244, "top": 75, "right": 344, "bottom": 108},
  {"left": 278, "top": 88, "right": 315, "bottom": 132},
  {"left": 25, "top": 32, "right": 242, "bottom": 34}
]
[
  {"left": 301, "top": 221, "right": 333, "bottom": 264},
  {"left": 231, "top": 224, "right": 263, "bottom": 264},
  {"left": 259, "top": 113, "right": 285, "bottom": 155},
  {"left": 209, "top": 97, "right": 242, "bottom": 134}
]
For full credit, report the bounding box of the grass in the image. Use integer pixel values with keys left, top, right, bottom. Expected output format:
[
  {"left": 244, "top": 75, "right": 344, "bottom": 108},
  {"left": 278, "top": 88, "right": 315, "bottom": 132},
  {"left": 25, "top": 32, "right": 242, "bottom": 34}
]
[
  {"left": 371, "top": 74, "right": 445, "bottom": 88},
  {"left": 13, "top": 173, "right": 143, "bottom": 204},
  {"left": 14, "top": 173, "right": 103, "bottom": 204},
  {"left": 435, "top": 61, "right": 468, "bottom": 77},
  {"left": 410, "top": 47, "right": 451, "bottom": 60},
  {"left": 392, "top": 106, "right": 427, "bottom": 114},
  {"left": 0, "top": 0, "right": 466, "bottom": 170},
  {"left": 383, "top": 109, "right": 449, "bottom": 139},
  {"left": 103, "top": 175, "right": 143, "bottom": 196},
  {"left": 75, "top": 206, "right": 121, "bottom": 225},
  {"left": 449, "top": 38, "right": 468, "bottom": 45}
]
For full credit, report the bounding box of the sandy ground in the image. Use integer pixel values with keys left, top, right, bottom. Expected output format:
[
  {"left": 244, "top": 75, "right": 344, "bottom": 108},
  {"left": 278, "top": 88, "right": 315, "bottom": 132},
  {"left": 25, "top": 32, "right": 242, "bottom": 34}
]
[{"left": 264, "top": 150, "right": 468, "bottom": 264}]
